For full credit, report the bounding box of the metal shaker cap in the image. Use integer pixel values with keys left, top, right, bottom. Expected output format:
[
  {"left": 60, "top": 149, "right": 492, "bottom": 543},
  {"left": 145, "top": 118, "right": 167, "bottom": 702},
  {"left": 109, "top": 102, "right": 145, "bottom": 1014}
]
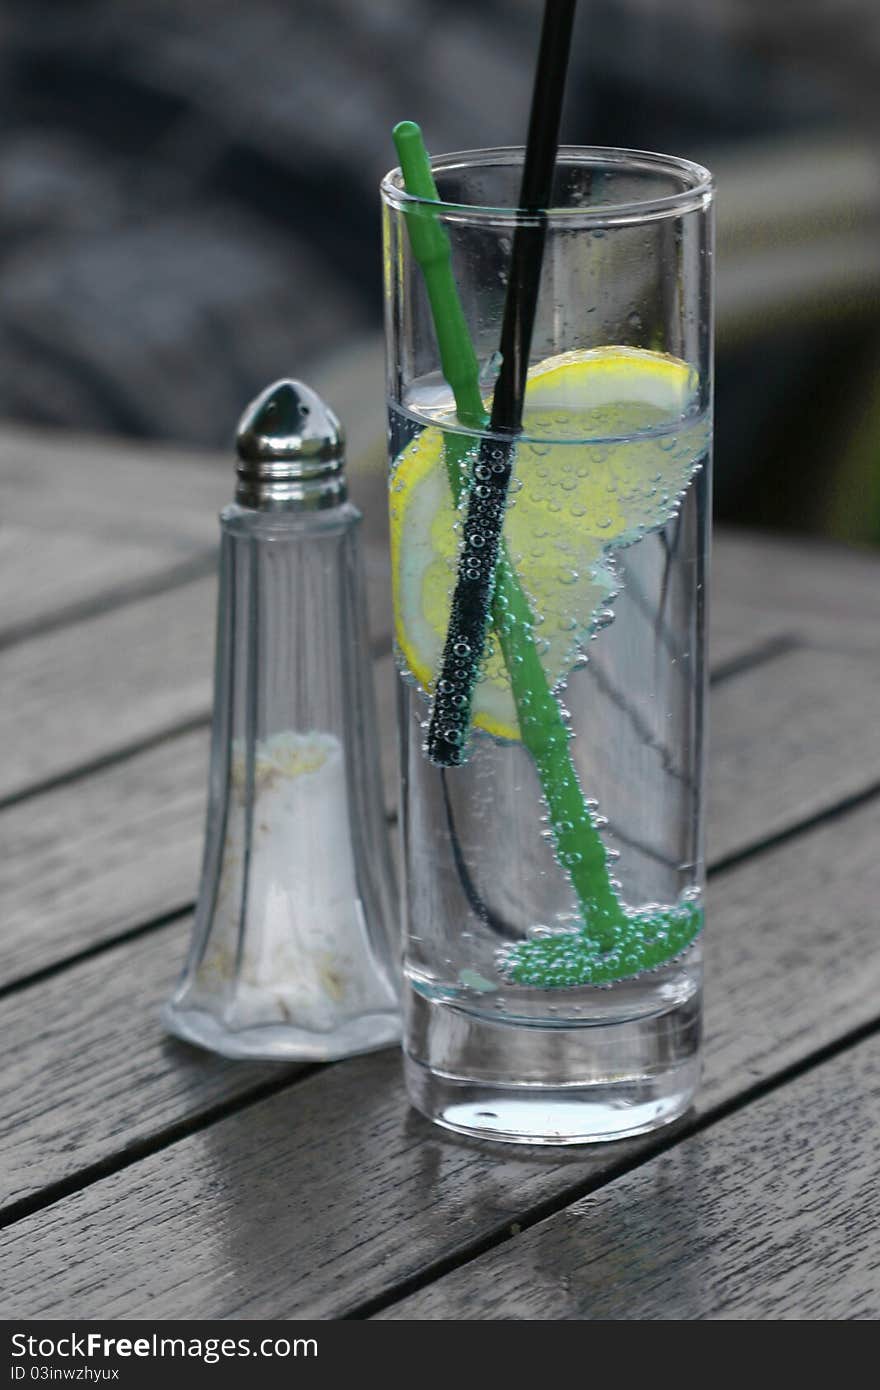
[{"left": 235, "top": 379, "right": 347, "bottom": 510}]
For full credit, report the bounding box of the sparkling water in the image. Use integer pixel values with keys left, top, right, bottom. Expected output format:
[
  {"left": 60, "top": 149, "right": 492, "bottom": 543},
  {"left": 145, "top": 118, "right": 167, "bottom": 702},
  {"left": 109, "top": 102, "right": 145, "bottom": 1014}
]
[{"left": 389, "top": 384, "right": 710, "bottom": 1029}]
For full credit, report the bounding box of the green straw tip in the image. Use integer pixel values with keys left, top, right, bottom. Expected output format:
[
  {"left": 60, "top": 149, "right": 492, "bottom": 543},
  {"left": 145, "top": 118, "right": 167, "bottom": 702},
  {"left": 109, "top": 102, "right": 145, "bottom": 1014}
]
[
  {"left": 392, "top": 120, "right": 424, "bottom": 160},
  {"left": 392, "top": 120, "right": 440, "bottom": 208}
]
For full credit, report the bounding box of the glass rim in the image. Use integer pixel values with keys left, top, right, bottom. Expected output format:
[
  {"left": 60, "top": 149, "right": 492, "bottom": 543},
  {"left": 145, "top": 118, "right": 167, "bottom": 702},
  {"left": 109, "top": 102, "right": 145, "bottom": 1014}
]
[{"left": 380, "top": 144, "right": 713, "bottom": 228}]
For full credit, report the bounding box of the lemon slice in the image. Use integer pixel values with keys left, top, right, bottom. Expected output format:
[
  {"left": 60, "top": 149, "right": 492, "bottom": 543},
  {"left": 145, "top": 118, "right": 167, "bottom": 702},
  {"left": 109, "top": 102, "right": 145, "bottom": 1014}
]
[{"left": 390, "top": 347, "right": 705, "bottom": 742}]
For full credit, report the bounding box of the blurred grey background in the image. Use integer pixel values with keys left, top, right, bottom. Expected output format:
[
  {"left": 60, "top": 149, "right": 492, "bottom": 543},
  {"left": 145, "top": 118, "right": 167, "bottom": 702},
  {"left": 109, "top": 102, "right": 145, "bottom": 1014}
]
[{"left": 1, "top": 0, "right": 879, "bottom": 542}]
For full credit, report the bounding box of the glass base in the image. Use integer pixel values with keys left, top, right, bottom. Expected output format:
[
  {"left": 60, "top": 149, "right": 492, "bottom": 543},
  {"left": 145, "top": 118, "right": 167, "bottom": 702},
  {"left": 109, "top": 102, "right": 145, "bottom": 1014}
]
[
  {"left": 162, "top": 1001, "right": 400, "bottom": 1062},
  {"left": 405, "top": 986, "right": 701, "bottom": 1145}
]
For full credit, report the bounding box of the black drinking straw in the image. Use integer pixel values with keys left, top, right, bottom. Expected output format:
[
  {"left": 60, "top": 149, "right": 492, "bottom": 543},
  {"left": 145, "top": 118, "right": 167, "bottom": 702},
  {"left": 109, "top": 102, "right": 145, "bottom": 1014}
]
[{"left": 426, "top": 0, "right": 578, "bottom": 767}]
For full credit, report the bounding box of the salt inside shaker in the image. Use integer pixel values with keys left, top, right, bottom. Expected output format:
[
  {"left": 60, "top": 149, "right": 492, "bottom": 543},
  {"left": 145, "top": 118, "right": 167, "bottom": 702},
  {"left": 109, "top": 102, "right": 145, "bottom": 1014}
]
[{"left": 163, "top": 380, "right": 400, "bottom": 1059}]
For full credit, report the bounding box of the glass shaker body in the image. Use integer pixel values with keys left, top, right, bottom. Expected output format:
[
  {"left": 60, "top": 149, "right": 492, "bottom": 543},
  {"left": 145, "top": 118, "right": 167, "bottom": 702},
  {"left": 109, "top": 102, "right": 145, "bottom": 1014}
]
[{"left": 164, "top": 501, "right": 400, "bottom": 1060}]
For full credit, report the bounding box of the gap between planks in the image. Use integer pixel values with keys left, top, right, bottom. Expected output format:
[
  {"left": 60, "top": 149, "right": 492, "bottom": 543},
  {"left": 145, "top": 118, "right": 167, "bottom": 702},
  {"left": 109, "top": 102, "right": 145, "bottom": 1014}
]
[
  {"left": 0, "top": 1063, "right": 322, "bottom": 1234},
  {"left": 0, "top": 550, "right": 218, "bottom": 655},
  {"left": 0, "top": 630, "right": 393, "bottom": 817},
  {"left": 0, "top": 615, "right": 794, "bottom": 819},
  {"left": 0, "top": 630, "right": 803, "bottom": 996},
  {"left": 3, "top": 735, "right": 878, "bottom": 1009},
  {"left": 3, "top": 522, "right": 876, "bottom": 809}
]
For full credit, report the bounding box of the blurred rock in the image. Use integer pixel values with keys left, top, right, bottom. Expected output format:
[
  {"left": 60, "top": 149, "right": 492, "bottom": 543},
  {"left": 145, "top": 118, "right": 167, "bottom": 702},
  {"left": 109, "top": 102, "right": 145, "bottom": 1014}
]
[{"left": 0, "top": 203, "right": 367, "bottom": 444}]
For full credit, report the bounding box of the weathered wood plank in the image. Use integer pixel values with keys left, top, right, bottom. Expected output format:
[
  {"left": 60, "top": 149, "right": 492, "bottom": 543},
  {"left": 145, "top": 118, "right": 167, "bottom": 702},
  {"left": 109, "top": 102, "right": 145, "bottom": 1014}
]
[
  {"left": 0, "top": 524, "right": 210, "bottom": 646},
  {"left": 0, "top": 544, "right": 394, "bottom": 806},
  {"left": 4, "top": 639, "right": 877, "bottom": 986},
  {"left": 6, "top": 448, "right": 870, "bottom": 808},
  {"left": 1, "top": 791, "right": 877, "bottom": 1316},
  {"left": 0, "top": 655, "right": 398, "bottom": 987},
  {"left": 3, "top": 519, "right": 870, "bottom": 810},
  {"left": 0, "top": 425, "right": 226, "bottom": 549},
  {"left": 2, "top": 411, "right": 876, "bottom": 667},
  {"left": 0, "top": 413, "right": 390, "bottom": 638},
  {"left": 0, "top": 730, "right": 208, "bottom": 983},
  {"left": 0, "top": 922, "right": 296, "bottom": 1215},
  {"left": 0, "top": 577, "right": 217, "bottom": 803},
  {"left": 379, "top": 1035, "right": 880, "bottom": 1320},
  {"left": 0, "top": 419, "right": 383, "bottom": 552},
  {"left": 706, "top": 599, "right": 794, "bottom": 671},
  {"left": 708, "top": 646, "right": 880, "bottom": 863},
  {"left": 712, "top": 528, "right": 880, "bottom": 657}
]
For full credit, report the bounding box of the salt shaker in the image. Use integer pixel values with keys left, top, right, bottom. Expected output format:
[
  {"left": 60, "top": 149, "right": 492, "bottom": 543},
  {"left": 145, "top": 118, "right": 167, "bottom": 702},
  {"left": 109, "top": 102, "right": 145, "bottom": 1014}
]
[{"left": 163, "top": 379, "right": 400, "bottom": 1060}]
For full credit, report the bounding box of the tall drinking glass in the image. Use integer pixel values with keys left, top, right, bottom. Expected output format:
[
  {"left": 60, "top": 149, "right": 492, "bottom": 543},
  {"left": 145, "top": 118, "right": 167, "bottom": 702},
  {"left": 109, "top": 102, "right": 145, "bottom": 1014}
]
[{"left": 381, "top": 147, "right": 713, "bottom": 1143}]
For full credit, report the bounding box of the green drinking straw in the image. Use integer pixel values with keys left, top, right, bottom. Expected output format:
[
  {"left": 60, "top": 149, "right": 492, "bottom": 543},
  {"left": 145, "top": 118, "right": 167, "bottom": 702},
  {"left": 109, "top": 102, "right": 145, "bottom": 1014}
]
[{"left": 392, "top": 120, "right": 624, "bottom": 940}]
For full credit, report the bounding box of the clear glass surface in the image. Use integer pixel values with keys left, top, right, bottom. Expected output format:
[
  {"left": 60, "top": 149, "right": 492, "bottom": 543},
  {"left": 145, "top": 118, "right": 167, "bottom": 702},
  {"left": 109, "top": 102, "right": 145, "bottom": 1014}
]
[
  {"left": 382, "top": 147, "right": 713, "bottom": 1142},
  {"left": 163, "top": 502, "right": 400, "bottom": 1060}
]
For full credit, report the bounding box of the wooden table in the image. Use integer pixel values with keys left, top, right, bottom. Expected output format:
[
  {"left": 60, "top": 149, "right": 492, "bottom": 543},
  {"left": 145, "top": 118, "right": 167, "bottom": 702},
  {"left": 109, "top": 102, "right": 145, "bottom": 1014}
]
[{"left": 1, "top": 420, "right": 879, "bottom": 1321}]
